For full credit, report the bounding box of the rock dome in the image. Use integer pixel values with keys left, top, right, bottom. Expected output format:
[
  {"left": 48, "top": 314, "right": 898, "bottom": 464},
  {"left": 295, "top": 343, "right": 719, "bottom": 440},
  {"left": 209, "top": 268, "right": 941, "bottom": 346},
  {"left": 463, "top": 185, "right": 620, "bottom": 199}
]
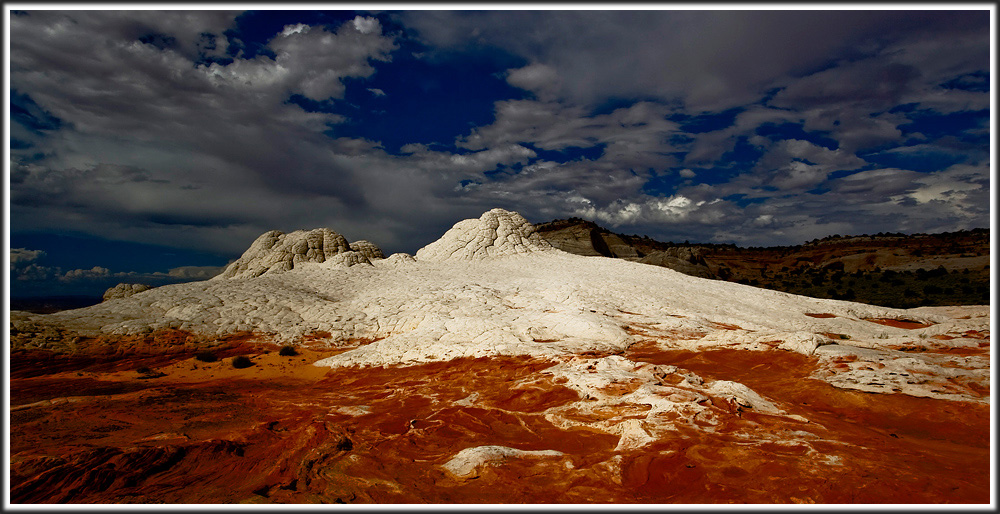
[
  {"left": 102, "top": 283, "right": 152, "bottom": 301},
  {"left": 214, "top": 228, "right": 382, "bottom": 280},
  {"left": 415, "top": 208, "right": 554, "bottom": 261}
]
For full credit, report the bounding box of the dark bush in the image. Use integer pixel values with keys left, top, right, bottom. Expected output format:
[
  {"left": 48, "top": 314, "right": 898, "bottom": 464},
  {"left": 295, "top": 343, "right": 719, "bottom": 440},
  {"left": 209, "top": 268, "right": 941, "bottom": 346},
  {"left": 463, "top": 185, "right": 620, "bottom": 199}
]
[
  {"left": 195, "top": 351, "right": 218, "bottom": 362},
  {"left": 232, "top": 355, "right": 254, "bottom": 369},
  {"left": 278, "top": 345, "right": 298, "bottom": 356}
]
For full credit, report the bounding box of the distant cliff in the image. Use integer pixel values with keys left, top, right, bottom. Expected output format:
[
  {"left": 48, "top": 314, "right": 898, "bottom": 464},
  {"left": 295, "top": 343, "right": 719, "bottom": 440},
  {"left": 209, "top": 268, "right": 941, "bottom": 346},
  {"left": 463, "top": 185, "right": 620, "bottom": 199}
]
[{"left": 535, "top": 219, "right": 989, "bottom": 309}]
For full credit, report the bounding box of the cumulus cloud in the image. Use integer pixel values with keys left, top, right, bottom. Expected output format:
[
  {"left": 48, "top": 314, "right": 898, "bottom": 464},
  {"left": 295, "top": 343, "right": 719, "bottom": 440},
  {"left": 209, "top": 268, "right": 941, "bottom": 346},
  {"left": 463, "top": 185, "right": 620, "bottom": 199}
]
[
  {"left": 10, "top": 248, "right": 46, "bottom": 265},
  {"left": 751, "top": 139, "right": 868, "bottom": 191},
  {"left": 60, "top": 266, "right": 112, "bottom": 282},
  {"left": 506, "top": 62, "right": 562, "bottom": 100},
  {"left": 352, "top": 15, "right": 381, "bottom": 35},
  {"left": 9, "top": 11, "right": 407, "bottom": 255},
  {"left": 571, "top": 195, "right": 727, "bottom": 227}
]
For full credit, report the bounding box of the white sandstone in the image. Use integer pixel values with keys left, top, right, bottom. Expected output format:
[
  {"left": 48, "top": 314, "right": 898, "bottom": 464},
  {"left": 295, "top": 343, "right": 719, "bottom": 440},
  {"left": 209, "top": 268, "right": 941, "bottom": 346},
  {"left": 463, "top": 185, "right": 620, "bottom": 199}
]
[{"left": 9, "top": 209, "right": 989, "bottom": 404}]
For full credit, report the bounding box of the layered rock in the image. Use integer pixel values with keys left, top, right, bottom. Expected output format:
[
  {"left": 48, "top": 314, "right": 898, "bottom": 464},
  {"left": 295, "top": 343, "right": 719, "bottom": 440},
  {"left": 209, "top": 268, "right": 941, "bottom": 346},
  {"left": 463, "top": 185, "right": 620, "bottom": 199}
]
[
  {"left": 415, "top": 208, "right": 554, "bottom": 261},
  {"left": 639, "top": 247, "right": 713, "bottom": 278},
  {"left": 534, "top": 218, "right": 637, "bottom": 258},
  {"left": 213, "top": 228, "right": 381, "bottom": 280}
]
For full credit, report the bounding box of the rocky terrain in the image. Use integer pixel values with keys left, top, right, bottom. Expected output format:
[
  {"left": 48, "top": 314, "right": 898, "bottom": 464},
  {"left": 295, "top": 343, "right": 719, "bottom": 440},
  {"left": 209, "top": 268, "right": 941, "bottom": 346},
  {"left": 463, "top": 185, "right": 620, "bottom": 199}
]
[
  {"left": 535, "top": 218, "right": 990, "bottom": 308},
  {"left": 7, "top": 209, "right": 991, "bottom": 504}
]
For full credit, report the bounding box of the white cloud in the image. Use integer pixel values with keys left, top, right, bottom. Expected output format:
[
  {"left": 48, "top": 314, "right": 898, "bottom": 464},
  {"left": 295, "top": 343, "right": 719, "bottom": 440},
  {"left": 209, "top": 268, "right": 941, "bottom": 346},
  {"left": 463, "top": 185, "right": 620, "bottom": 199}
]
[
  {"left": 368, "top": 87, "right": 386, "bottom": 96},
  {"left": 751, "top": 139, "right": 868, "bottom": 191},
  {"left": 506, "top": 62, "right": 561, "bottom": 100},
  {"left": 568, "top": 194, "right": 727, "bottom": 228},
  {"left": 60, "top": 266, "right": 112, "bottom": 281},
  {"left": 352, "top": 16, "right": 381, "bottom": 35},
  {"left": 281, "top": 23, "right": 309, "bottom": 37}
]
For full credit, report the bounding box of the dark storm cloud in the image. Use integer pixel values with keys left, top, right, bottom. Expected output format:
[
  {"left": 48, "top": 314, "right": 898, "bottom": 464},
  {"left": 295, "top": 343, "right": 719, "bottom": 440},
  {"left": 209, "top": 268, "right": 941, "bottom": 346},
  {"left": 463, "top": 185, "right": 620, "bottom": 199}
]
[
  {"left": 9, "top": 11, "right": 404, "bottom": 253},
  {"left": 397, "top": 10, "right": 987, "bottom": 112}
]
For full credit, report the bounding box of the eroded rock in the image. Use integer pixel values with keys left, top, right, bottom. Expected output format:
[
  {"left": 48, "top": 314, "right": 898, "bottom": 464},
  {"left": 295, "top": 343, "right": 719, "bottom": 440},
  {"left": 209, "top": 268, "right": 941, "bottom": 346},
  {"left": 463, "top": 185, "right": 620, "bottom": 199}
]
[
  {"left": 415, "top": 208, "right": 554, "bottom": 261},
  {"left": 103, "top": 283, "right": 152, "bottom": 301},
  {"left": 213, "top": 228, "right": 356, "bottom": 279}
]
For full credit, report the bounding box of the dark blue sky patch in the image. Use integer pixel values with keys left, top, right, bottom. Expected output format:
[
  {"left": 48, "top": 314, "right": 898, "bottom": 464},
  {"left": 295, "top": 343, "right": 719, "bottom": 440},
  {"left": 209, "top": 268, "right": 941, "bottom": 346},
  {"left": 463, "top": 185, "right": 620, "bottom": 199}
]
[
  {"left": 860, "top": 146, "right": 967, "bottom": 173},
  {"left": 898, "top": 109, "right": 989, "bottom": 141},
  {"left": 589, "top": 97, "right": 640, "bottom": 117},
  {"left": 287, "top": 94, "right": 339, "bottom": 114},
  {"left": 324, "top": 47, "right": 528, "bottom": 154},
  {"left": 723, "top": 194, "right": 768, "bottom": 208},
  {"left": 521, "top": 142, "right": 605, "bottom": 162},
  {"left": 755, "top": 122, "right": 839, "bottom": 150},
  {"left": 940, "top": 70, "right": 989, "bottom": 92},
  {"left": 669, "top": 107, "right": 744, "bottom": 134},
  {"left": 11, "top": 90, "right": 62, "bottom": 134},
  {"left": 720, "top": 136, "right": 765, "bottom": 168},
  {"left": 10, "top": 232, "right": 230, "bottom": 274},
  {"left": 138, "top": 32, "right": 177, "bottom": 51},
  {"left": 828, "top": 168, "right": 866, "bottom": 181},
  {"left": 669, "top": 134, "right": 694, "bottom": 147}
]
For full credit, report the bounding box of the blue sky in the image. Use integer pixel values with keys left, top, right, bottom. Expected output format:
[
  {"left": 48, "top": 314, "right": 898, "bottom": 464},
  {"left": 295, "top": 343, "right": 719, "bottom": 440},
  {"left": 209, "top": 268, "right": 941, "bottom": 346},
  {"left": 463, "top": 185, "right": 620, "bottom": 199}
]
[{"left": 7, "top": 7, "right": 993, "bottom": 296}]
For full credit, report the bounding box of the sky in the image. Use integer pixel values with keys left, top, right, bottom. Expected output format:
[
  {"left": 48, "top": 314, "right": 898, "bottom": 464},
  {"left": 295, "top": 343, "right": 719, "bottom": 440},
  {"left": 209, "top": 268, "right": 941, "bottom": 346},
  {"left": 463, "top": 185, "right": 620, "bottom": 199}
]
[{"left": 6, "top": 5, "right": 994, "bottom": 297}]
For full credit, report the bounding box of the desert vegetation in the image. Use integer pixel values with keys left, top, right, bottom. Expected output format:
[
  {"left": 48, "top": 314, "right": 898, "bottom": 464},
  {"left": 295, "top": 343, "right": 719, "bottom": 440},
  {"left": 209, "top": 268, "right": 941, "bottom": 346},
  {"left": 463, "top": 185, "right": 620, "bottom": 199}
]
[{"left": 231, "top": 355, "right": 254, "bottom": 369}]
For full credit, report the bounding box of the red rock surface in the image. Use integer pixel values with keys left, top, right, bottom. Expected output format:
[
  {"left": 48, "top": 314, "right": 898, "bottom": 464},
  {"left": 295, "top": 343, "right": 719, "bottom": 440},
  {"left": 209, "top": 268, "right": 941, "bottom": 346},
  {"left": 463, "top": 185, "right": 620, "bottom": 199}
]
[{"left": 8, "top": 332, "right": 991, "bottom": 504}]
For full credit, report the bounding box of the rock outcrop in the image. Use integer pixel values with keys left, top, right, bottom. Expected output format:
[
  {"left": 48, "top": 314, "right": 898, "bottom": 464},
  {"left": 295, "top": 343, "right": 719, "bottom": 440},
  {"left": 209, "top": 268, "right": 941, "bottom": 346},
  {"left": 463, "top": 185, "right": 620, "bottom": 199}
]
[
  {"left": 102, "top": 283, "right": 152, "bottom": 301},
  {"left": 639, "top": 247, "right": 713, "bottom": 278},
  {"left": 534, "top": 218, "right": 636, "bottom": 258},
  {"left": 348, "top": 240, "right": 385, "bottom": 261},
  {"left": 415, "top": 208, "right": 554, "bottom": 261},
  {"left": 213, "top": 228, "right": 381, "bottom": 280}
]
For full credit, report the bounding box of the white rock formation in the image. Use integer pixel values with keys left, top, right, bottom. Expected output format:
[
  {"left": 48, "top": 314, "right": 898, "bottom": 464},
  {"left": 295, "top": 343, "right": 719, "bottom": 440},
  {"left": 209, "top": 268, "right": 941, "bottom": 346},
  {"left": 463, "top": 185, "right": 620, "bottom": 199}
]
[
  {"left": 10, "top": 208, "right": 989, "bottom": 403},
  {"left": 441, "top": 446, "right": 564, "bottom": 478},
  {"left": 348, "top": 240, "right": 385, "bottom": 261},
  {"left": 415, "top": 208, "right": 554, "bottom": 261},
  {"left": 213, "top": 228, "right": 362, "bottom": 280},
  {"left": 102, "top": 283, "right": 152, "bottom": 301}
]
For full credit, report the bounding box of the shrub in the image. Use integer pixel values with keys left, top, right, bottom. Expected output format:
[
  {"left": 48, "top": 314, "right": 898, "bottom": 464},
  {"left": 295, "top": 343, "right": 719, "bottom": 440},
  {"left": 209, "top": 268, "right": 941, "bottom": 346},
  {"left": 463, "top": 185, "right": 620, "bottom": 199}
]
[
  {"left": 195, "top": 351, "right": 218, "bottom": 362},
  {"left": 232, "top": 355, "right": 254, "bottom": 369},
  {"left": 278, "top": 345, "right": 298, "bottom": 356}
]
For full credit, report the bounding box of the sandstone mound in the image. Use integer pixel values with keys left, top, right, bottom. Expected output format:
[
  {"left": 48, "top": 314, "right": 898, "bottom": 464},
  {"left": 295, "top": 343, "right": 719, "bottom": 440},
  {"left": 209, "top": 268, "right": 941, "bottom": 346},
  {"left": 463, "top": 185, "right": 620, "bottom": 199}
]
[
  {"left": 415, "top": 208, "right": 554, "bottom": 261},
  {"left": 213, "top": 228, "right": 382, "bottom": 280},
  {"left": 102, "top": 283, "right": 152, "bottom": 301},
  {"left": 349, "top": 240, "right": 385, "bottom": 261}
]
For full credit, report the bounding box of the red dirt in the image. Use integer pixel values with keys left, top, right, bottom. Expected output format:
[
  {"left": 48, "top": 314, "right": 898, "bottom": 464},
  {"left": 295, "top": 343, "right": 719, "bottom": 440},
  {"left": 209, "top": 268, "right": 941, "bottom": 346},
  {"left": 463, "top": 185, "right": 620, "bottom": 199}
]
[
  {"left": 863, "top": 318, "right": 936, "bottom": 330},
  {"left": 623, "top": 343, "right": 990, "bottom": 503},
  {"left": 8, "top": 336, "right": 991, "bottom": 504},
  {"left": 804, "top": 313, "right": 837, "bottom": 319}
]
